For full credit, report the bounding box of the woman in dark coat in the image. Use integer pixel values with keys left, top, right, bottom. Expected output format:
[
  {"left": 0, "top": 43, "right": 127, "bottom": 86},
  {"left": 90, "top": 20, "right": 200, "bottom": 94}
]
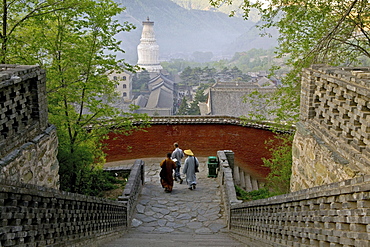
[{"left": 160, "top": 153, "right": 177, "bottom": 192}]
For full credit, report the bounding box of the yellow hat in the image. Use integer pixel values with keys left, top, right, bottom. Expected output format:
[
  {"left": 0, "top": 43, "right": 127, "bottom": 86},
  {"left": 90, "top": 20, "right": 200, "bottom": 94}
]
[{"left": 184, "top": 149, "right": 194, "bottom": 156}]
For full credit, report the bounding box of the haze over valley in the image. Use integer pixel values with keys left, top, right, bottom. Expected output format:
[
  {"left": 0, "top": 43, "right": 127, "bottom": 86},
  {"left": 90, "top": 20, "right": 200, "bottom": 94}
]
[{"left": 115, "top": 0, "right": 278, "bottom": 64}]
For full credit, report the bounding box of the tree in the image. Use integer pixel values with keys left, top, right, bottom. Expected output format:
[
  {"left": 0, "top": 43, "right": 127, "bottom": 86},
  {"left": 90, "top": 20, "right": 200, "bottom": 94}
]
[
  {"left": 211, "top": 0, "right": 369, "bottom": 195},
  {"left": 132, "top": 70, "right": 150, "bottom": 90},
  {"left": 2, "top": 0, "right": 150, "bottom": 194},
  {"left": 177, "top": 97, "right": 189, "bottom": 115},
  {"left": 210, "top": 0, "right": 370, "bottom": 123},
  {"left": 194, "top": 88, "right": 208, "bottom": 103},
  {"left": 188, "top": 100, "right": 200, "bottom": 115},
  {"left": 262, "top": 133, "right": 293, "bottom": 194},
  {"left": 211, "top": 0, "right": 369, "bottom": 66},
  {"left": 0, "top": 0, "right": 86, "bottom": 63}
]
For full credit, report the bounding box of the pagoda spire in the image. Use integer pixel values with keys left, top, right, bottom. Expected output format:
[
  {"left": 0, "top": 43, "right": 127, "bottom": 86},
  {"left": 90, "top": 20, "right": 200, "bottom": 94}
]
[{"left": 137, "top": 17, "right": 163, "bottom": 73}]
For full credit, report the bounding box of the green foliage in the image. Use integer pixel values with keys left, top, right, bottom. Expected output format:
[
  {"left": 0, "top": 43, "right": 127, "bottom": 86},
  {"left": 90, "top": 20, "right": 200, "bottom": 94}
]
[
  {"left": 132, "top": 70, "right": 151, "bottom": 90},
  {"left": 235, "top": 186, "right": 276, "bottom": 201},
  {"left": 209, "top": 1, "right": 369, "bottom": 195},
  {"left": 57, "top": 138, "right": 124, "bottom": 196},
  {"left": 188, "top": 100, "right": 201, "bottom": 115},
  {"left": 161, "top": 59, "right": 201, "bottom": 76},
  {"left": 262, "top": 133, "right": 294, "bottom": 194},
  {"left": 194, "top": 88, "right": 208, "bottom": 103},
  {"left": 0, "top": 0, "right": 151, "bottom": 195},
  {"left": 210, "top": 0, "right": 370, "bottom": 126},
  {"left": 177, "top": 97, "right": 189, "bottom": 115}
]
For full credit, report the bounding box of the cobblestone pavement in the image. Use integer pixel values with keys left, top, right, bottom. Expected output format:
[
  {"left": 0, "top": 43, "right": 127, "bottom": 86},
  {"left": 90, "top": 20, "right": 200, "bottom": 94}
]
[
  {"left": 101, "top": 158, "right": 245, "bottom": 247},
  {"left": 132, "top": 158, "right": 227, "bottom": 234}
]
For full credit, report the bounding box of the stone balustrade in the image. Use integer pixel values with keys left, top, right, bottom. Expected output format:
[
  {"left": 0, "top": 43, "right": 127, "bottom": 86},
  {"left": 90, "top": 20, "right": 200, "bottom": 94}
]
[
  {"left": 0, "top": 160, "right": 145, "bottom": 247},
  {"left": 216, "top": 149, "right": 370, "bottom": 246},
  {"left": 228, "top": 174, "right": 370, "bottom": 247},
  {"left": 0, "top": 176, "right": 127, "bottom": 247},
  {"left": 0, "top": 64, "right": 48, "bottom": 157},
  {"left": 0, "top": 65, "right": 59, "bottom": 189},
  {"left": 117, "top": 160, "right": 145, "bottom": 227},
  {"left": 291, "top": 65, "right": 370, "bottom": 191}
]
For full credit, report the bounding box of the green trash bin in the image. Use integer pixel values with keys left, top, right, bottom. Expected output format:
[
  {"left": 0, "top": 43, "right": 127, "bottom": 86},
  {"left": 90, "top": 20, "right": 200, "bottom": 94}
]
[{"left": 207, "top": 156, "right": 218, "bottom": 178}]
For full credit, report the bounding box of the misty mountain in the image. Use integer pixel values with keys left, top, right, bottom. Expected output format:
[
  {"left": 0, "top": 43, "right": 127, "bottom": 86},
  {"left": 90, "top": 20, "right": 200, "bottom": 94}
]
[{"left": 114, "top": 0, "right": 278, "bottom": 64}]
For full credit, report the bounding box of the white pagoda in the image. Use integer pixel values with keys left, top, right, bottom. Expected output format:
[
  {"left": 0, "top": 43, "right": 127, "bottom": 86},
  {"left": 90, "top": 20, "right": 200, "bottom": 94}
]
[{"left": 137, "top": 17, "right": 163, "bottom": 73}]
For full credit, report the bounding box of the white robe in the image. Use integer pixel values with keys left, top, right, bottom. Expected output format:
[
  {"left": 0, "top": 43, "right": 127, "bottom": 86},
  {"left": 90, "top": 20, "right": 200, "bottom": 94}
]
[{"left": 183, "top": 156, "right": 199, "bottom": 185}]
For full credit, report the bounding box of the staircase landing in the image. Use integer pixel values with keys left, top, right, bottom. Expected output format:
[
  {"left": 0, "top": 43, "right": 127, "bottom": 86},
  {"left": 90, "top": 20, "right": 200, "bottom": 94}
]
[{"left": 101, "top": 158, "right": 244, "bottom": 247}]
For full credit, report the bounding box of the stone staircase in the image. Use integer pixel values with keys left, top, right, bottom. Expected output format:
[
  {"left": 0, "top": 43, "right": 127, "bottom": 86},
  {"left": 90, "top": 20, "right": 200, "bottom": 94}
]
[{"left": 101, "top": 158, "right": 244, "bottom": 247}]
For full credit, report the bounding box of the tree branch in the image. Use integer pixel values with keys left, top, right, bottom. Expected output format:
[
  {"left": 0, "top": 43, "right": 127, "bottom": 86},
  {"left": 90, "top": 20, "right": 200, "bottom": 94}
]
[
  {"left": 307, "top": 0, "right": 359, "bottom": 59},
  {"left": 8, "top": 1, "right": 77, "bottom": 37}
]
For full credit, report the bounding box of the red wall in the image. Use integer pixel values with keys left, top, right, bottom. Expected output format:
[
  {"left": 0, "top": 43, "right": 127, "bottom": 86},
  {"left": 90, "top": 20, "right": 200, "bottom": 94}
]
[{"left": 103, "top": 124, "right": 278, "bottom": 179}]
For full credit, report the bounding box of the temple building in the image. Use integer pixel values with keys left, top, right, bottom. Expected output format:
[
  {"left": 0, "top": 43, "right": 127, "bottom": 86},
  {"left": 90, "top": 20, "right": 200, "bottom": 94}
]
[
  {"left": 130, "top": 18, "right": 176, "bottom": 116},
  {"left": 200, "top": 80, "right": 277, "bottom": 119},
  {"left": 137, "top": 17, "right": 163, "bottom": 75},
  {"left": 132, "top": 73, "right": 175, "bottom": 116},
  {"left": 107, "top": 70, "right": 133, "bottom": 102}
]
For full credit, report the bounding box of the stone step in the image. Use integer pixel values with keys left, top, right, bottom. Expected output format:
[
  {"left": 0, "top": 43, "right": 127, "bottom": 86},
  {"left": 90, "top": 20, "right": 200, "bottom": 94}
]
[{"left": 102, "top": 232, "right": 245, "bottom": 247}]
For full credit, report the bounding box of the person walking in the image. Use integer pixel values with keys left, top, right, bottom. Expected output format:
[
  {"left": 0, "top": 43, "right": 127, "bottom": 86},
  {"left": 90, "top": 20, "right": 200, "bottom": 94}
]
[
  {"left": 159, "top": 153, "right": 177, "bottom": 193},
  {"left": 183, "top": 149, "right": 199, "bottom": 190},
  {"left": 171, "top": 142, "right": 184, "bottom": 184}
]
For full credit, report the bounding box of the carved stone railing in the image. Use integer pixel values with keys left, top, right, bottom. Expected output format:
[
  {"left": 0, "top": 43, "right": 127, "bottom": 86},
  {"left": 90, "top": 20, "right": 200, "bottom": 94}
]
[
  {"left": 117, "top": 159, "right": 145, "bottom": 227},
  {"left": 0, "top": 159, "right": 146, "bottom": 247},
  {"left": 229, "top": 174, "right": 370, "bottom": 246},
  {"left": 0, "top": 64, "right": 48, "bottom": 157},
  {"left": 0, "top": 176, "right": 127, "bottom": 247},
  {"left": 292, "top": 65, "right": 370, "bottom": 191},
  {"left": 0, "top": 64, "right": 59, "bottom": 188},
  {"left": 216, "top": 150, "right": 242, "bottom": 227},
  {"left": 301, "top": 66, "right": 369, "bottom": 154}
]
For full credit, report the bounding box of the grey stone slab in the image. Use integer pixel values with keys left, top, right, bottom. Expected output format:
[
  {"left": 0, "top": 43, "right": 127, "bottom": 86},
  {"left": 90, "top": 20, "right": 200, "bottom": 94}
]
[
  {"left": 177, "top": 213, "right": 192, "bottom": 220},
  {"left": 136, "top": 204, "right": 145, "bottom": 214},
  {"left": 166, "top": 222, "right": 185, "bottom": 229},
  {"left": 141, "top": 216, "right": 157, "bottom": 223},
  {"left": 131, "top": 218, "right": 142, "bottom": 227},
  {"left": 195, "top": 227, "right": 213, "bottom": 234},
  {"left": 158, "top": 219, "right": 167, "bottom": 227},
  {"left": 152, "top": 207, "right": 170, "bottom": 215},
  {"left": 153, "top": 227, "right": 174, "bottom": 233},
  {"left": 208, "top": 223, "right": 226, "bottom": 233},
  {"left": 186, "top": 221, "right": 203, "bottom": 229}
]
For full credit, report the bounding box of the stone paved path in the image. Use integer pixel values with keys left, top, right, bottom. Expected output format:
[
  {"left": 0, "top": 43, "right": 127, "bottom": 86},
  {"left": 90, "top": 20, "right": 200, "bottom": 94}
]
[{"left": 101, "top": 158, "right": 244, "bottom": 247}]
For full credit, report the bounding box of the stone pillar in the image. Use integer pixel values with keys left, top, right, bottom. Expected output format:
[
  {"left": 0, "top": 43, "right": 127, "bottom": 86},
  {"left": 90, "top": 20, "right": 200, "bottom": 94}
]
[
  {"left": 240, "top": 169, "right": 246, "bottom": 190},
  {"left": 251, "top": 177, "right": 259, "bottom": 191},
  {"left": 233, "top": 165, "right": 240, "bottom": 186},
  {"left": 224, "top": 150, "right": 235, "bottom": 170},
  {"left": 244, "top": 174, "right": 253, "bottom": 192}
]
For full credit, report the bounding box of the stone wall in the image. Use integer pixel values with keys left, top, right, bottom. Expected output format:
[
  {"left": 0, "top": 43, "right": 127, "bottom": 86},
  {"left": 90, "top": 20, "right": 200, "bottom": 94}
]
[
  {"left": 103, "top": 116, "right": 288, "bottom": 180},
  {"left": 0, "top": 64, "right": 59, "bottom": 189},
  {"left": 1, "top": 160, "right": 145, "bottom": 247},
  {"left": 229, "top": 174, "right": 370, "bottom": 247},
  {"left": 216, "top": 150, "right": 242, "bottom": 227},
  {"left": 291, "top": 65, "right": 370, "bottom": 191},
  {"left": 0, "top": 176, "right": 128, "bottom": 247},
  {"left": 0, "top": 125, "right": 59, "bottom": 189},
  {"left": 106, "top": 159, "right": 145, "bottom": 228}
]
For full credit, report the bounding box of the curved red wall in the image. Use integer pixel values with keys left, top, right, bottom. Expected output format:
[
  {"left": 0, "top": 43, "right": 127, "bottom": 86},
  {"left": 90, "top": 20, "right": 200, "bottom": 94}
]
[{"left": 103, "top": 124, "right": 278, "bottom": 178}]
